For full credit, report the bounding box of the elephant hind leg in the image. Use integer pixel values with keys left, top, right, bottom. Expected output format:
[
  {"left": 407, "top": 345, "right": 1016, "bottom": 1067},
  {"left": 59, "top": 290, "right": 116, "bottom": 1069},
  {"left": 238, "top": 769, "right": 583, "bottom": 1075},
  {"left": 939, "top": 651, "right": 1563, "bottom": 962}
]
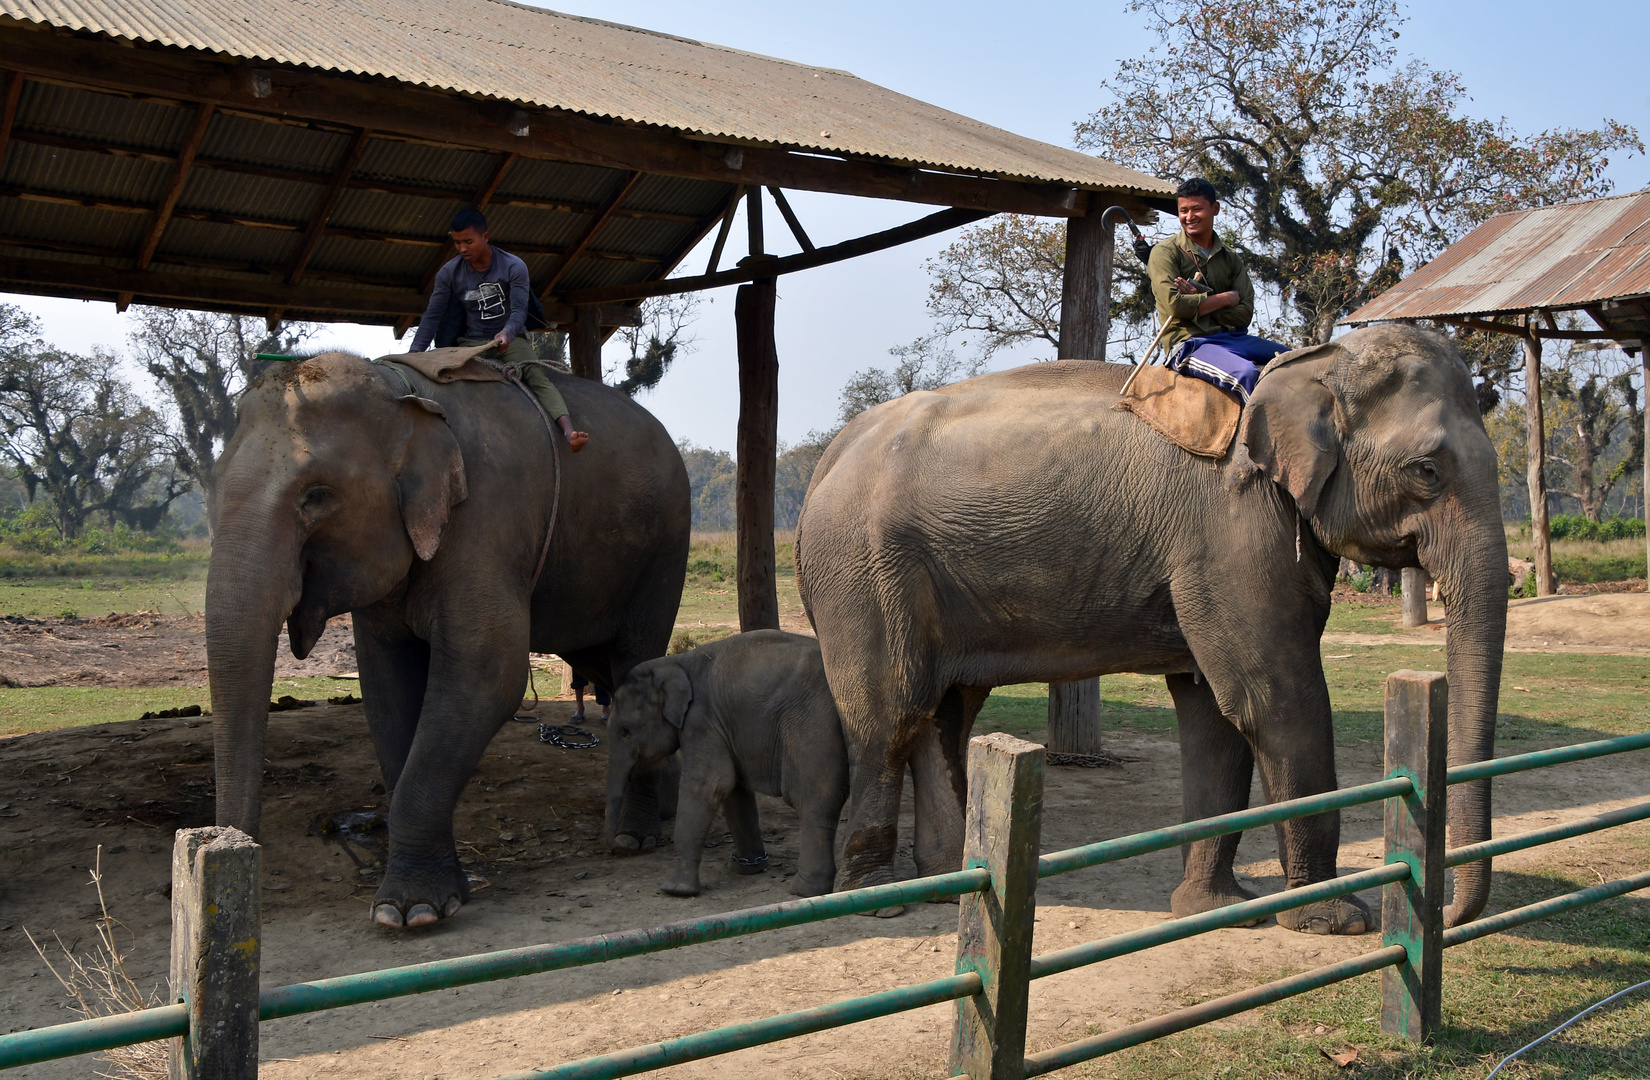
[
  {"left": 910, "top": 685, "right": 988, "bottom": 878},
  {"left": 1165, "top": 673, "right": 1260, "bottom": 920}
]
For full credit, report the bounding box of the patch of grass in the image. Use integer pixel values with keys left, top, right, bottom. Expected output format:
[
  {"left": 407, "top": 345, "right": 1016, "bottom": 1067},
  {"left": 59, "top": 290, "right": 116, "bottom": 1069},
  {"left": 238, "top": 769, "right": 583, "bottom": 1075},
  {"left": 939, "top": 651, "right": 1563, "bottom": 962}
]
[
  {"left": 0, "top": 676, "right": 360, "bottom": 737},
  {"left": 0, "top": 575, "right": 207, "bottom": 619},
  {"left": 1507, "top": 531, "right": 1647, "bottom": 584},
  {"left": 1325, "top": 599, "right": 1407, "bottom": 635},
  {"left": 675, "top": 531, "right": 804, "bottom": 630},
  {"left": 1062, "top": 857, "right": 1650, "bottom": 1080}
]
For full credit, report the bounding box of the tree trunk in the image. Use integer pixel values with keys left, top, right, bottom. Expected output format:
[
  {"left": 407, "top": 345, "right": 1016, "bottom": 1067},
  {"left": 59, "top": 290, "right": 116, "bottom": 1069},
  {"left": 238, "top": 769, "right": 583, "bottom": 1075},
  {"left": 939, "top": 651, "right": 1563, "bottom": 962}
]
[
  {"left": 1524, "top": 325, "right": 1556, "bottom": 595},
  {"left": 1048, "top": 206, "right": 1115, "bottom": 756},
  {"left": 734, "top": 277, "right": 779, "bottom": 632},
  {"left": 1401, "top": 567, "right": 1428, "bottom": 627}
]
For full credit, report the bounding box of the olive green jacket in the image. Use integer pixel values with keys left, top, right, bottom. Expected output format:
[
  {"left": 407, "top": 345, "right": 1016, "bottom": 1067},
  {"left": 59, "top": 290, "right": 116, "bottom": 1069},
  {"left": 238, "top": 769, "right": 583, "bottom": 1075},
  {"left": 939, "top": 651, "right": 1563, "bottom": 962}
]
[{"left": 1147, "top": 230, "right": 1255, "bottom": 353}]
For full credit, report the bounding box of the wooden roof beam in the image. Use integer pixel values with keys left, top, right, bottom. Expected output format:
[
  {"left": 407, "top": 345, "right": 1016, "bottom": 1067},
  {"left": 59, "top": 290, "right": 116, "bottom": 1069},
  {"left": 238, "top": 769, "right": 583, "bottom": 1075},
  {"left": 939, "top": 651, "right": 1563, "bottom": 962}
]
[
  {"left": 1432, "top": 315, "right": 1634, "bottom": 341},
  {"left": 564, "top": 206, "right": 992, "bottom": 306},
  {"left": 0, "top": 71, "right": 23, "bottom": 168},
  {"left": 538, "top": 170, "right": 643, "bottom": 299},
  {"left": 767, "top": 186, "right": 814, "bottom": 253},
  {"left": 0, "top": 29, "right": 1152, "bottom": 219},
  {"left": 703, "top": 185, "right": 744, "bottom": 275},
  {"left": 135, "top": 101, "right": 212, "bottom": 270},
  {"left": 287, "top": 126, "right": 370, "bottom": 285}
]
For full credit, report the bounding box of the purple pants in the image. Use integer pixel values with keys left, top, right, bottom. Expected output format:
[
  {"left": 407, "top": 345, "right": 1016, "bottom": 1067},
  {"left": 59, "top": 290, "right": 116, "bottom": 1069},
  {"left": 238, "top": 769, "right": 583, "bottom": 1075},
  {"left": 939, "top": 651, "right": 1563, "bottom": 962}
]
[{"left": 1169, "top": 332, "right": 1290, "bottom": 402}]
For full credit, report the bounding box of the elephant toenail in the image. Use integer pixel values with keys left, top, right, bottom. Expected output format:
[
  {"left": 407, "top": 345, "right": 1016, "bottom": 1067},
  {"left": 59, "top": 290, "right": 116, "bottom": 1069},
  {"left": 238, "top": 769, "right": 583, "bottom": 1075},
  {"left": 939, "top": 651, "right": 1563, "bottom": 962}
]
[
  {"left": 372, "top": 903, "right": 405, "bottom": 928},
  {"left": 443, "top": 896, "right": 462, "bottom": 917},
  {"left": 405, "top": 903, "right": 441, "bottom": 927},
  {"left": 612, "top": 834, "right": 640, "bottom": 853}
]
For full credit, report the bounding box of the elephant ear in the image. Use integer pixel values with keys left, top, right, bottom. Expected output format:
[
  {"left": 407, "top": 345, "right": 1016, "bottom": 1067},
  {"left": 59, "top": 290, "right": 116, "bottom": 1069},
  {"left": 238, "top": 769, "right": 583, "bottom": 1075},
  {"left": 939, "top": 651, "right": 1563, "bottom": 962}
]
[
  {"left": 655, "top": 663, "right": 694, "bottom": 729},
  {"left": 1239, "top": 343, "right": 1343, "bottom": 518},
  {"left": 396, "top": 397, "right": 468, "bottom": 561}
]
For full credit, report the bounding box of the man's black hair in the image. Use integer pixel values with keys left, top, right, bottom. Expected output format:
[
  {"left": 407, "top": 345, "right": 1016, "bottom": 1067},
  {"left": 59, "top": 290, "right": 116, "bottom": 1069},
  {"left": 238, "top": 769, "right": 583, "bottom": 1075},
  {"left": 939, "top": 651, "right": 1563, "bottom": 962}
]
[
  {"left": 449, "top": 208, "right": 489, "bottom": 234},
  {"left": 1175, "top": 178, "right": 1220, "bottom": 205}
]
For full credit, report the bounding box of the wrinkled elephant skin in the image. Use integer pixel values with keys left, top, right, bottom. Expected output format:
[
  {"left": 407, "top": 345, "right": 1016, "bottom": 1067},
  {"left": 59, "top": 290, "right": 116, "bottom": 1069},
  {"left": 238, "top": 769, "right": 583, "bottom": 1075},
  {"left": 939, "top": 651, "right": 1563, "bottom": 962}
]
[
  {"left": 206, "top": 354, "right": 689, "bottom": 928},
  {"left": 797, "top": 325, "right": 1506, "bottom": 933}
]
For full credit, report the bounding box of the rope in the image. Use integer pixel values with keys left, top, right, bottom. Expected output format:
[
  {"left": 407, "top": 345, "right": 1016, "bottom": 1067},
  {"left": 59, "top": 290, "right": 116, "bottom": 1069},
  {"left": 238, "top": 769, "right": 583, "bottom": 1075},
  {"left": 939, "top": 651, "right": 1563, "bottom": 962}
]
[
  {"left": 492, "top": 359, "right": 562, "bottom": 592},
  {"left": 1484, "top": 977, "right": 1650, "bottom": 1078}
]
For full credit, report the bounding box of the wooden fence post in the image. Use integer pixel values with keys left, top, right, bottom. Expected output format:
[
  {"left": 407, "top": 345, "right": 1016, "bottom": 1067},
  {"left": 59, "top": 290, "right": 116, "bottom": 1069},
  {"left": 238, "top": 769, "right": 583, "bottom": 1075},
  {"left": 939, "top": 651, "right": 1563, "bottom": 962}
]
[
  {"left": 170, "top": 826, "right": 261, "bottom": 1080},
  {"left": 951, "top": 733, "right": 1045, "bottom": 1080},
  {"left": 1401, "top": 568, "right": 1428, "bottom": 627},
  {"left": 1380, "top": 671, "right": 1448, "bottom": 1044}
]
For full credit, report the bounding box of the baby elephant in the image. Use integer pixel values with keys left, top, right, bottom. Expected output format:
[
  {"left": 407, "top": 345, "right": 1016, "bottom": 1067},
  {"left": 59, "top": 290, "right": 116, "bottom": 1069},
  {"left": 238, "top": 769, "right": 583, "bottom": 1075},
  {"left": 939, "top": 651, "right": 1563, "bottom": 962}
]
[{"left": 603, "top": 629, "right": 848, "bottom": 897}]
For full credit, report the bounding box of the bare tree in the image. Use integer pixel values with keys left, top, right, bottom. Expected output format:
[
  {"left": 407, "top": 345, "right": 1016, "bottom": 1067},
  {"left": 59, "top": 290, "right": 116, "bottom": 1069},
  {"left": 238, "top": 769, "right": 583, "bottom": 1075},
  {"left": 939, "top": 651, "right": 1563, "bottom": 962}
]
[
  {"left": 608, "top": 294, "right": 699, "bottom": 396},
  {"left": 128, "top": 308, "right": 314, "bottom": 526}
]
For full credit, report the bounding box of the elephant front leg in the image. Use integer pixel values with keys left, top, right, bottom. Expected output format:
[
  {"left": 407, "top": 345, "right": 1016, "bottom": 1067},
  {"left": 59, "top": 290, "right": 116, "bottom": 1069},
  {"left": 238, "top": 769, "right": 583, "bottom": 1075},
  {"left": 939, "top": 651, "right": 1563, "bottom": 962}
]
[
  {"left": 792, "top": 812, "right": 840, "bottom": 897},
  {"left": 1165, "top": 673, "right": 1260, "bottom": 921},
  {"left": 661, "top": 787, "right": 721, "bottom": 897}
]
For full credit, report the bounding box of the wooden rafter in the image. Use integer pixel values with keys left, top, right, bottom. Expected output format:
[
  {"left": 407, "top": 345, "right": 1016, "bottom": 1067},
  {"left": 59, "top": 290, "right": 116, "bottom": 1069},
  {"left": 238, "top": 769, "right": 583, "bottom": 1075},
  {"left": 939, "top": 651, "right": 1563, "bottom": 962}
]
[
  {"left": 537, "top": 170, "right": 643, "bottom": 299},
  {"left": 135, "top": 102, "right": 213, "bottom": 270},
  {"left": 0, "top": 71, "right": 23, "bottom": 169},
  {"left": 766, "top": 186, "right": 814, "bottom": 252},
  {"left": 704, "top": 184, "right": 744, "bottom": 275},
  {"left": 564, "top": 207, "right": 992, "bottom": 306},
  {"left": 1433, "top": 315, "right": 1634, "bottom": 341},
  {"left": 287, "top": 127, "right": 371, "bottom": 285}
]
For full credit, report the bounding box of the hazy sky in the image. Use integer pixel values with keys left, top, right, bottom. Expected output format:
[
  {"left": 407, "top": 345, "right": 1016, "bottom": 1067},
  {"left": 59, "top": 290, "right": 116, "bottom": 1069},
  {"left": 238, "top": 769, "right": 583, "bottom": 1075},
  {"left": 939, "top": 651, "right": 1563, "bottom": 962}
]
[{"left": 9, "top": 1, "right": 1647, "bottom": 452}]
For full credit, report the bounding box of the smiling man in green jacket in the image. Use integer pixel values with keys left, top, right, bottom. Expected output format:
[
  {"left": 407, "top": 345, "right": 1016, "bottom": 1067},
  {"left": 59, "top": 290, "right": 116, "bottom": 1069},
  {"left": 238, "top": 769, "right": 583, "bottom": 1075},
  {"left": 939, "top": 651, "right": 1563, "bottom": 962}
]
[{"left": 1146, "top": 178, "right": 1288, "bottom": 402}]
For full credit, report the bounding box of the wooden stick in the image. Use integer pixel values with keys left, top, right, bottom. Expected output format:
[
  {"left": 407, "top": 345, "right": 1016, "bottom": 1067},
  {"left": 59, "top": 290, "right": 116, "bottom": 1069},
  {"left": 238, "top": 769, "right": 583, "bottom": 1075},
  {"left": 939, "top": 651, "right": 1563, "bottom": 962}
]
[{"left": 1117, "top": 317, "right": 1174, "bottom": 397}]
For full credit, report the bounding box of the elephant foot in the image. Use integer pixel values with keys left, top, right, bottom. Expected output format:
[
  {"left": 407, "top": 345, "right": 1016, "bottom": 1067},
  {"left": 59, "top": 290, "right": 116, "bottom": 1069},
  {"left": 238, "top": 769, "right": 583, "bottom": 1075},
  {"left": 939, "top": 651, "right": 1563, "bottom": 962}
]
[
  {"left": 790, "top": 873, "right": 834, "bottom": 898},
  {"left": 660, "top": 872, "right": 701, "bottom": 897},
  {"left": 1171, "top": 876, "right": 1262, "bottom": 925},
  {"left": 609, "top": 832, "right": 659, "bottom": 855},
  {"left": 1276, "top": 891, "right": 1371, "bottom": 935},
  {"left": 732, "top": 852, "right": 768, "bottom": 876},
  {"left": 371, "top": 860, "right": 469, "bottom": 930}
]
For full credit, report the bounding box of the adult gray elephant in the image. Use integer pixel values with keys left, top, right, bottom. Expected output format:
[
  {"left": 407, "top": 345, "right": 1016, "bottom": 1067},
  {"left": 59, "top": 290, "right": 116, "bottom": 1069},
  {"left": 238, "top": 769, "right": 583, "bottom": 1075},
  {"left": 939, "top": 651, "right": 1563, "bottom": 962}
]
[
  {"left": 206, "top": 352, "right": 689, "bottom": 928},
  {"left": 796, "top": 324, "right": 1505, "bottom": 933}
]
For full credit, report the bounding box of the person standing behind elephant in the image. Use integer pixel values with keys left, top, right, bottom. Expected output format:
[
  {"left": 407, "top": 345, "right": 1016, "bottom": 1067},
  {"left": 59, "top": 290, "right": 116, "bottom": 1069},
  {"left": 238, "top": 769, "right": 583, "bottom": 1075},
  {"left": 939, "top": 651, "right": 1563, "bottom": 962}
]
[
  {"left": 603, "top": 630, "right": 849, "bottom": 899},
  {"left": 410, "top": 208, "right": 590, "bottom": 451},
  {"left": 1148, "top": 177, "right": 1287, "bottom": 402}
]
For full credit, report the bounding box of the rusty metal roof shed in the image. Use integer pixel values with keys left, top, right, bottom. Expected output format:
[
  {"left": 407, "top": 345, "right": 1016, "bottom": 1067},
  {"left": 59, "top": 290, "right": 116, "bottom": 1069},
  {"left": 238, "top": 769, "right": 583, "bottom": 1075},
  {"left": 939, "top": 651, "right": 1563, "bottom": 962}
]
[
  {"left": 0, "top": 1, "right": 1173, "bottom": 329},
  {"left": 1342, "top": 188, "right": 1650, "bottom": 348}
]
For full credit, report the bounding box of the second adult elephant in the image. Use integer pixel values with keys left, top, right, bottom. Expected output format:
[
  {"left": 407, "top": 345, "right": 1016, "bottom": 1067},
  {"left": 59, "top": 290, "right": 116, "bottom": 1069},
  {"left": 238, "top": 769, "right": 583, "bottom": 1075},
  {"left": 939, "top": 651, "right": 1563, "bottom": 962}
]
[
  {"left": 796, "top": 325, "right": 1506, "bottom": 932},
  {"left": 207, "top": 352, "right": 689, "bottom": 928}
]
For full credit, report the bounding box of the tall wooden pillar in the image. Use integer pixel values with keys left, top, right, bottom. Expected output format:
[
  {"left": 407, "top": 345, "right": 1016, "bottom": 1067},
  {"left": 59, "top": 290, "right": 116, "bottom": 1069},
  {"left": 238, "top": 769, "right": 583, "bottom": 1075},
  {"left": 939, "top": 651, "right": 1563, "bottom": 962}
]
[
  {"left": 1524, "top": 321, "right": 1555, "bottom": 595},
  {"left": 735, "top": 188, "right": 780, "bottom": 631},
  {"left": 1643, "top": 347, "right": 1649, "bottom": 594},
  {"left": 569, "top": 307, "right": 603, "bottom": 382},
  {"left": 1048, "top": 207, "right": 1116, "bottom": 758}
]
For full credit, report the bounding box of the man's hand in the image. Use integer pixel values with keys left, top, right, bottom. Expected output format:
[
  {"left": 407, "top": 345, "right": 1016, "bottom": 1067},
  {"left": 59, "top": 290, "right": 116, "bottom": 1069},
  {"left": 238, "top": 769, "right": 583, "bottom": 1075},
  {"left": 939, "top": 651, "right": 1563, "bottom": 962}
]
[
  {"left": 491, "top": 330, "right": 512, "bottom": 351},
  {"left": 1197, "top": 290, "right": 1240, "bottom": 316},
  {"left": 1174, "top": 276, "right": 1210, "bottom": 295}
]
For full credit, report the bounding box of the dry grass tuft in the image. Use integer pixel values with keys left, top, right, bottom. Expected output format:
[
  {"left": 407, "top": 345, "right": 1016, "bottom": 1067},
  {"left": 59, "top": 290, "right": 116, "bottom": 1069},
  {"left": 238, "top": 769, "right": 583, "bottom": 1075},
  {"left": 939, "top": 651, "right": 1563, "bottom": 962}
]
[{"left": 25, "top": 847, "right": 168, "bottom": 1080}]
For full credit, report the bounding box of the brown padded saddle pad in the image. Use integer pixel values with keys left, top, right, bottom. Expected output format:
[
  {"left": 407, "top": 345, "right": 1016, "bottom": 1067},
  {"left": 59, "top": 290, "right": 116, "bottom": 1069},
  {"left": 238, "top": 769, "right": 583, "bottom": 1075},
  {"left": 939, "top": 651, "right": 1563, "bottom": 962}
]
[
  {"left": 373, "top": 343, "right": 506, "bottom": 383},
  {"left": 1112, "top": 364, "right": 1241, "bottom": 458}
]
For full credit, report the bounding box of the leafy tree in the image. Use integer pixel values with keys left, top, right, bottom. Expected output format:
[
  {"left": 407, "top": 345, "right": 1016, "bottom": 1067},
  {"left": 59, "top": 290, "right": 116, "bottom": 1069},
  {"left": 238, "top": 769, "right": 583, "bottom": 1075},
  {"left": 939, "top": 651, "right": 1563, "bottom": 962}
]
[
  {"left": 1076, "top": 0, "right": 1639, "bottom": 343},
  {"left": 835, "top": 335, "right": 984, "bottom": 428},
  {"left": 610, "top": 294, "right": 699, "bottom": 396},
  {"left": 925, "top": 216, "right": 1067, "bottom": 358},
  {"left": 128, "top": 308, "right": 314, "bottom": 524},
  {"left": 0, "top": 309, "right": 183, "bottom": 538}
]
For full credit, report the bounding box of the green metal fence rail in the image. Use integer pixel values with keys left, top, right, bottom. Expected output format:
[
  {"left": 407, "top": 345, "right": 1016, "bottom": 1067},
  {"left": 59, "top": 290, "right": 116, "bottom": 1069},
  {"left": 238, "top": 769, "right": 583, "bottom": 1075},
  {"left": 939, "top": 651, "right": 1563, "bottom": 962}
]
[{"left": 1, "top": 672, "right": 1646, "bottom": 1080}]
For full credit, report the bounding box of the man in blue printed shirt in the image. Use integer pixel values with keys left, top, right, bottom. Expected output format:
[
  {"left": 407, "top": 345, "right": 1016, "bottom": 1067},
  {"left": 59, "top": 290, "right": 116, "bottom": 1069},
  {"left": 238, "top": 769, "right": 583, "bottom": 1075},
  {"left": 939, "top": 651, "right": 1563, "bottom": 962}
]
[{"left": 410, "top": 209, "right": 589, "bottom": 450}]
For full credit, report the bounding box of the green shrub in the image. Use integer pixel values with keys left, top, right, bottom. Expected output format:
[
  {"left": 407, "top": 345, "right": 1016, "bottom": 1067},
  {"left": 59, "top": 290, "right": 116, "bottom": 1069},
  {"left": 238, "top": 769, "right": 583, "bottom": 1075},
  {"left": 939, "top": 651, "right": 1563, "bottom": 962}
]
[
  {"left": 1554, "top": 553, "right": 1648, "bottom": 583},
  {"left": 1548, "top": 514, "right": 1646, "bottom": 541},
  {"left": 685, "top": 557, "right": 727, "bottom": 583},
  {"left": 1349, "top": 569, "right": 1374, "bottom": 593}
]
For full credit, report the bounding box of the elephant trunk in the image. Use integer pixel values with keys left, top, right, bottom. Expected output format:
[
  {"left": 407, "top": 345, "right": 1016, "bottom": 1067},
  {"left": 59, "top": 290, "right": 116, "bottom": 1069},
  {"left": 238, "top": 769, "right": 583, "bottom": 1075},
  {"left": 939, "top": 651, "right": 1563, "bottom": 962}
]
[
  {"left": 1421, "top": 501, "right": 1508, "bottom": 927},
  {"left": 206, "top": 502, "right": 302, "bottom": 838},
  {"left": 603, "top": 745, "right": 632, "bottom": 848}
]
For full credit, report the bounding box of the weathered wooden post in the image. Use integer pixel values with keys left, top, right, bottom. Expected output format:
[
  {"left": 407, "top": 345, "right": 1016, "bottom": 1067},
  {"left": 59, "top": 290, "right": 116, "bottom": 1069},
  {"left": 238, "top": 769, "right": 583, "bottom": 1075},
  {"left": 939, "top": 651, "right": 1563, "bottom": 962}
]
[
  {"left": 170, "top": 826, "right": 261, "bottom": 1080},
  {"left": 1401, "top": 567, "right": 1428, "bottom": 627},
  {"left": 569, "top": 307, "right": 603, "bottom": 382},
  {"left": 1642, "top": 347, "right": 1648, "bottom": 595},
  {"left": 1380, "top": 670, "right": 1448, "bottom": 1044},
  {"left": 1047, "top": 200, "right": 1116, "bottom": 756},
  {"left": 735, "top": 187, "right": 780, "bottom": 632},
  {"left": 1524, "top": 319, "right": 1555, "bottom": 595},
  {"left": 951, "top": 732, "right": 1044, "bottom": 1080}
]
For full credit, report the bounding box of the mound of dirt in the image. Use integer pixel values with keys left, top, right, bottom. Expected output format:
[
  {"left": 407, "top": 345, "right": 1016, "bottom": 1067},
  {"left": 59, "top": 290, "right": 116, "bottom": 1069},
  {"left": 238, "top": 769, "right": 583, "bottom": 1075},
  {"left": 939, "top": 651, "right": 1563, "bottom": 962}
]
[
  {"left": 1505, "top": 592, "right": 1650, "bottom": 651},
  {"left": 0, "top": 613, "right": 356, "bottom": 688}
]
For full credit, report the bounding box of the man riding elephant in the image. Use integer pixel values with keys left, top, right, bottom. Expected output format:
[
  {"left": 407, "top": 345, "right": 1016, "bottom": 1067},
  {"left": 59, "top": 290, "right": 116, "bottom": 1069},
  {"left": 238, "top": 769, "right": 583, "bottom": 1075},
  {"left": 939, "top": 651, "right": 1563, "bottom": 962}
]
[
  {"left": 410, "top": 207, "right": 590, "bottom": 451},
  {"left": 1148, "top": 177, "right": 1289, "bottom": 402}
]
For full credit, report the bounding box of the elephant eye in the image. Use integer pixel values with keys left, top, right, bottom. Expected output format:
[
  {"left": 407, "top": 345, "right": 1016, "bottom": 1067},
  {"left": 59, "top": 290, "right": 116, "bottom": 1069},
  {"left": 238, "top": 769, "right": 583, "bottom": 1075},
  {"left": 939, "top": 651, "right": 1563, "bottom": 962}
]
[
  {"left": 298, "top": 485, "right": 340, "bottom": 522},
  {"left": 619, "top": 726, "right": 631, "bottom": 738}
]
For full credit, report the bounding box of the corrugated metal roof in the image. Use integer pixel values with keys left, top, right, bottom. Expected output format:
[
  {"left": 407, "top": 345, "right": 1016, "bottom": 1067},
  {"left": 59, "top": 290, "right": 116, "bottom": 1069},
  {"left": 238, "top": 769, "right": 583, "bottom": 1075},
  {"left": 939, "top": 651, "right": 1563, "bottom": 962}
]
[
  {"left": 1344, "top": 189, "right": 1650, "bottom": 324},
  {"left": 0, "top": 0, "right": 1170, "bottom": 195}
]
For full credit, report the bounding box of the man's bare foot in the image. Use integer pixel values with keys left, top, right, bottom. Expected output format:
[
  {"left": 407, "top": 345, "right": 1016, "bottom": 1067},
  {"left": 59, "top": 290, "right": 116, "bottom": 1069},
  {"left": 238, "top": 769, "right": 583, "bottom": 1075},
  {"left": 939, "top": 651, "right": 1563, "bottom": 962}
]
[{"left": 567, "top": 430, "right": 589, "bottom": 452}]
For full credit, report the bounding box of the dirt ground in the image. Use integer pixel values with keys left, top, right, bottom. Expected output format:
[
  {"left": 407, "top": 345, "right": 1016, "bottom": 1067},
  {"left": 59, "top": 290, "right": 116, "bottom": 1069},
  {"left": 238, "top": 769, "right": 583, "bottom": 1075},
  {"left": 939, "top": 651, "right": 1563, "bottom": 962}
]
[
  {"left": 1322, "top": 592, "right": 1650, "bottom": 656},
  {"left": 2, "top": 605, "right": 1648, "bottom": 1078}
]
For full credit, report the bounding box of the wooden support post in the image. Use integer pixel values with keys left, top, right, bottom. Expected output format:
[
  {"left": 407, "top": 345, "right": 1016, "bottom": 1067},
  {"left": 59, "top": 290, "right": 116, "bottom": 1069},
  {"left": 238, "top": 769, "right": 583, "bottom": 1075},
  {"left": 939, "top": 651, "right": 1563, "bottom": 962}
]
[
  {"left": 169, "top": 826, "right": 261, "bottom": 1080},
  {"left": 951, "top": 732, "right": 1044, "bottom": 1080},
  {"left": 1048, "top": 206, "right": 1115, "bottom": 757},
  {"left": 1380, "top": 670, "right": 1448, "bottom": 1045},
  {"left": 1524, "top": 322, "right": 1556, "bottom": 596},
  {"left": 1643, "top": 348, "right": 1648, "bottom": 595},
  {"left": 1401, "top": 567, "right": 1428, "bottom": 627},
  {"left": 569, "top": 308, "right": 603, "bottom": 382},
  {"left": 734, "top": 274, "right": 780, "bottom": 631}
]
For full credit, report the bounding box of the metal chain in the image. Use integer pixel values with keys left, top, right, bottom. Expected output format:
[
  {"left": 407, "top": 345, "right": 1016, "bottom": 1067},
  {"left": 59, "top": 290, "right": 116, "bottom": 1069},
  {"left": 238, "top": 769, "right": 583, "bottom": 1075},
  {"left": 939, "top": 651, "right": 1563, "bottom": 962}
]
[{"left": 538, "top": 724, "right": 600, "bottom": 749}]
